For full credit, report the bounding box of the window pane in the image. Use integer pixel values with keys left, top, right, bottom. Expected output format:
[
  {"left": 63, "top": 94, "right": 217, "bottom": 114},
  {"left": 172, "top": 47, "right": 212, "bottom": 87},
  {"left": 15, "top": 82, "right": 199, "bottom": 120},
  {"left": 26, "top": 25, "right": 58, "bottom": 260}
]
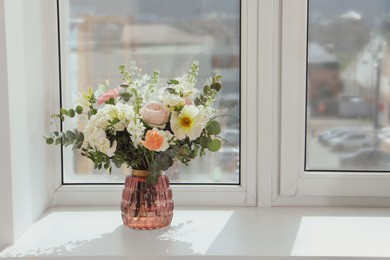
[
  {"left": 60, "top": 0, "right": 240, "bottom": 184},
  {"left": 306, "top": 0, "right": 390, "bottom": 171}
]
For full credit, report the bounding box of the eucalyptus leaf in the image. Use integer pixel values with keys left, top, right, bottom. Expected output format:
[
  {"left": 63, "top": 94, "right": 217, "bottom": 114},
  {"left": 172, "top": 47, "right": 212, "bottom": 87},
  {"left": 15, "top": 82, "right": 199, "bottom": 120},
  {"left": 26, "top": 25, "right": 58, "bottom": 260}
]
[
  {"left": 60, "top": 108, "right": 68, "bottom": 115},
  {"left": 210, "top": 82, "right": 222, "bottom": 92},
  {"left": 76, "top": 105, "right": 83, "bottom": 114},
  {"left": 207, "top": 139, "right": 221, "bottom": 152},
  {"left": 203, "top": 85, "right": 210, "bottom": 94},
  {"left": 147, "top": 173, "right": 159, "bottom": 185},
  {"left": 55, "top": 138, "right": 62, "bottom": 145},
  {"left": 45, "top": 137, "right": 54, "bottom": 145},
  {"left": 206, "top": 120, "right": 221, "bottom": 135},
  {"left": 68, "top": 109, "right": 75, "bottom": 118},
  {"left": 113, "top": 158, "right": 123, "bottom": 168},
  {"left": 199, "top": 136, "right": 212, "bottom": 149},
  {"left": 74, "top": 141, "right": 83, "bottom": 150},
  {"left": 66, "top": 130, "right": 76, "bottom": 139},
  {"left": 165, "top": 88, "right": 176, "bottom": 94}
]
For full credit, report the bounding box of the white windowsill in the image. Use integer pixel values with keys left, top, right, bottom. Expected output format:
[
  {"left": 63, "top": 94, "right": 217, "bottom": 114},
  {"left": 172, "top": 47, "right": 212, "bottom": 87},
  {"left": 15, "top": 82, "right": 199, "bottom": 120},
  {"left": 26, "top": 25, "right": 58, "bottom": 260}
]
[{"left": 1, "top": 206, "right": 390, "bottom": 259}]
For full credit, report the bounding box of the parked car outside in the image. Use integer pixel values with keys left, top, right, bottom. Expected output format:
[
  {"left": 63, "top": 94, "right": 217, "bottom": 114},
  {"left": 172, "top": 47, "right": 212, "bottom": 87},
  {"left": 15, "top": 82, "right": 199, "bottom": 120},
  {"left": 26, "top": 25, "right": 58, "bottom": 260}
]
[
  {"left": 328, "top": 132, "right": 373, "bottom": 151},
  {"left": 339, "top": 148, "right": 390, "bottom": 170},
  {"left": 317, "top": 127, "right": 346, "bottom": 144},
  {"left": 321, "top": 128, "right": 360, "bottom": 146}
]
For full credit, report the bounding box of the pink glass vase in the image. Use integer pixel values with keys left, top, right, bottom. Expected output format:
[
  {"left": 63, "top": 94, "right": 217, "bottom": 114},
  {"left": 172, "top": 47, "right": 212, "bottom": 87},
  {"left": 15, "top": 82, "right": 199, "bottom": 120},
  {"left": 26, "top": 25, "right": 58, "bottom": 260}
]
[{"left": 121, "top": 170, "right": 174, "bottom": 230}]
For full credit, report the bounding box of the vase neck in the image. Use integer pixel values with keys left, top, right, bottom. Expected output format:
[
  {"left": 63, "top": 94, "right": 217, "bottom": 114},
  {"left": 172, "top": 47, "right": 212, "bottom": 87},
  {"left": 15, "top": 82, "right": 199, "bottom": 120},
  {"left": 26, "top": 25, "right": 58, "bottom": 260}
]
[{"left": 132, "top": 169, "right": 149, "bottom": 177}]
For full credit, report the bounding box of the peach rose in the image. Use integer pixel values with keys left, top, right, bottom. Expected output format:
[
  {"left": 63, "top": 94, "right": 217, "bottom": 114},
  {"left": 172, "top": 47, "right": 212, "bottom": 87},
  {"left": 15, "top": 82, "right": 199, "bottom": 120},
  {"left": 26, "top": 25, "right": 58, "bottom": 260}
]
[
  {"left": 139, "top": 101, "right": 170, "bottom": 128},
  {"left": 141, "top": 128, "right": 170, "bottom": 152},
  {"left": 97, "top": 88, "right": 120, "bottom": 105}
]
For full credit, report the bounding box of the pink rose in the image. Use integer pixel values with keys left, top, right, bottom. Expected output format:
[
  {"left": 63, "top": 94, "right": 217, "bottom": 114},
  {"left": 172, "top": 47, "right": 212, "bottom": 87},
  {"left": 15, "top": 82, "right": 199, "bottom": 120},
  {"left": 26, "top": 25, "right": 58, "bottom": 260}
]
[
  {"left": 97, "top": 88, "right": 120, "bottom": 105},
  {"left": 140, "top": 101, "right": 170, "bottom": 128}
]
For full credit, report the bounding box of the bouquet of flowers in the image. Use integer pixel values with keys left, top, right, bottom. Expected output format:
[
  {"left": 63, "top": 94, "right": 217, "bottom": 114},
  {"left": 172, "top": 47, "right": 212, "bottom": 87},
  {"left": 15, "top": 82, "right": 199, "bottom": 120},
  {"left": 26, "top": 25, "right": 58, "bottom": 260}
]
[{"left": 45, "top": 61, "right": 223, "bottom": 184}]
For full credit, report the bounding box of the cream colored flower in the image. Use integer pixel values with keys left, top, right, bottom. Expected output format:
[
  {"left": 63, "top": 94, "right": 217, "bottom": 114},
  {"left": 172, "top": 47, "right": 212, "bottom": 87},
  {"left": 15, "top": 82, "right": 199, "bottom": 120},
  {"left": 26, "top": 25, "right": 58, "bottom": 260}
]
[
  {"left": 139, "top": 101, "right": 170, "bottom": 128},
  {"left": 126, "top": 116, "right": 145, "bottom": 148},
  {"left": 84, "top": 127, "right": 117, "bottom": 157},
  {"left": 163, "top": 93, "right": 185, "bottom": 107},
  {"left": 170, "top": 105, "right": 207, "bottom": 140}
]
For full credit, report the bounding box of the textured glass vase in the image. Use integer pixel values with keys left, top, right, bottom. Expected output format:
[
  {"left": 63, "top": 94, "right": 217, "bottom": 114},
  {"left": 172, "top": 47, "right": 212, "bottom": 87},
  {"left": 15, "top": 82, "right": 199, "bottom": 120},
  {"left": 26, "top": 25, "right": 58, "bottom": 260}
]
[{"left": 121, "top": 170, "right": 174, "bottom": 230}]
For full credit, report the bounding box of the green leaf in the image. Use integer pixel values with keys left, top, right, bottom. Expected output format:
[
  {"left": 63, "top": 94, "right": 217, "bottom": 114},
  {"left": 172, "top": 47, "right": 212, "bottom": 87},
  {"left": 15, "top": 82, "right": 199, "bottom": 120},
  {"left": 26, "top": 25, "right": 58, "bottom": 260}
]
[
  {"left": 55, "top": 138, "right": 62, "bottom": 145},
  {"left": 165, "top": 88, "right": 177, "bottom": 94},
  {"left": 106, "top": 97, "right": 115, "bottom": 105},
  {"left": 64, "top": 138, "right": 73, "bottom": 147},
  {"left": 203, "top": 85, "right": 210, "bottom": 94},
  {"left": 199, "top": 136, "right": 212, "bottom": 149},
  {"left": 190, "top": 144, "right": 199, "bottom": 159},
  {"left": 207, "top": 139, "right": 221, "bottom": 152},
  {"left": 167, "top": 79, "right": 180, "bottom": 85},
  {"left": 76, "top": 105, "right": 83, "bottom": 114},
  {"left": 67, "top": 109, "right": 75, "bottom": 118},
  {"left": 113, "top": 158, "right": 123, "bottom": 168},
  {"left": 66, "top": 130, "right": 76, "bottom": 139},
  {"left": 60, "top": 108, "right": 68, "bottom": 115},
  {"left": 194, "top": 97, "right": 200, "bottom": 106},
  {"left": 206, "top": 120, "right": 221, "bottom": 135},
  {"left": 155, "top": 153, "right": 173, "bottom": 171},
  {"left": 147, "top": 172, "right": 160, "bottom": 185},
  {"left": 89, "top": 108, "right": 97, "bottom": 116},
  {"left": 74, "top": 141, "right": 83, "bottom": 150},
  {"left": 121, "top": 92, "right": 132, "bottom": 102},
  {"left": 46, "top": 138, "right": 54, "bottom": 145},
  {"left": 210, "top": 82, "right": 222, "bottom": 92}
]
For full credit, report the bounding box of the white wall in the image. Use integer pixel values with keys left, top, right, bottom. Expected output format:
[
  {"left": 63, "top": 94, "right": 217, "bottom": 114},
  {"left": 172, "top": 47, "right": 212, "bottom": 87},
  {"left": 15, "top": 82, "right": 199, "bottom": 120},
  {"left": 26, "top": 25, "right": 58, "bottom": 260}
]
[
  {"left": 0, "top": 0, "right": 14, "bottom": 249},
  {"left": 0, "top": 0, "right": 53, "bottom": 246}
]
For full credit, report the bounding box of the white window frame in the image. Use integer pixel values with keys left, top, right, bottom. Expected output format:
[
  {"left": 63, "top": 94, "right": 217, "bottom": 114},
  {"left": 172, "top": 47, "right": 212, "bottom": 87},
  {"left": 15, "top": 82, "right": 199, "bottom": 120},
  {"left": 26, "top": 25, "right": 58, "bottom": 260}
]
[
  {"left": 271, "top": 0, "right": 390, "bottom": 206},
  {"left": 48, "top": 0, "right": 258, "bottom": 207}
]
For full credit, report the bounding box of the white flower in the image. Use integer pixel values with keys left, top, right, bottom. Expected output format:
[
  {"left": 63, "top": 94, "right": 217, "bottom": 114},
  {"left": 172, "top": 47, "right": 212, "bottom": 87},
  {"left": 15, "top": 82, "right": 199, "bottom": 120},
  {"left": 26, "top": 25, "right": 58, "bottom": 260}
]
[
  {"left": 82, "top": 103, "right": 136, "bottom": 156},
  {"left": 115, "top": 103, "right": 135, "bottom": 131},
  {"left": 84, "top": 127, "right": 117, "bottom": 157},
  {"left": 170, "top": 105, "right": 207, "bottom": 140},
  {"left": 163, "top": 93, "right": 185, "bottom": 107},
  {"left": 176, "top": 81, "right": 198, "bottom": 98},
  {"left": 126, "top": 116, "right": 145, "bottom": 148}
]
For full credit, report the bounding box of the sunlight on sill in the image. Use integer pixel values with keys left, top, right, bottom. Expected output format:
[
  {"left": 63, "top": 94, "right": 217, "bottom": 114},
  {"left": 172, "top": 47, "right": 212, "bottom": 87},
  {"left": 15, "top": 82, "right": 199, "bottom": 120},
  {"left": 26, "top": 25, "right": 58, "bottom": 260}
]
[
  {"left": 0, "top": 208, "right": 234, "bottom": 257},
  {"left": 291, "top": 216, "right": 390, "bottom": 257},
  {"left": 2, "top": 207, "right": 390, "bottom": 259}
]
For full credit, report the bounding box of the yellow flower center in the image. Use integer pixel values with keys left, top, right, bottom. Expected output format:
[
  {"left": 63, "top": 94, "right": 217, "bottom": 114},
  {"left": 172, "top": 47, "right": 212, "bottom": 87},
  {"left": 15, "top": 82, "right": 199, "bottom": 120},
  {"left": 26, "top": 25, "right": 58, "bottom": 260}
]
[{"left": 180, "top": 116, "right": 192, "bottom": 128}]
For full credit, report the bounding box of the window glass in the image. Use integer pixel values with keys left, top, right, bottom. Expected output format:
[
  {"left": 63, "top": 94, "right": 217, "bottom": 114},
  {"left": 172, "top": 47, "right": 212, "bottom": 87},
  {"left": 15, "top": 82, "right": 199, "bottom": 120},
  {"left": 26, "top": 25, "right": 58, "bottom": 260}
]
[
  {"left": 306, "top": 0, "right": 390, "bottom": 171},
  {"left": 60, "top": 0, "right": 240, "bottom": 184}
]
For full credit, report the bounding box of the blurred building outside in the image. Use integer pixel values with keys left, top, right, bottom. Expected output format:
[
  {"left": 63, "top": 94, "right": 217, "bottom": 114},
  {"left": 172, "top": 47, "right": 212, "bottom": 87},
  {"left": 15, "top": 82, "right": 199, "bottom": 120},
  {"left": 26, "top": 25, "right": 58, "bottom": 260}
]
[{"left": 61, "top": 1, "right": 241, "bottom": 183}]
